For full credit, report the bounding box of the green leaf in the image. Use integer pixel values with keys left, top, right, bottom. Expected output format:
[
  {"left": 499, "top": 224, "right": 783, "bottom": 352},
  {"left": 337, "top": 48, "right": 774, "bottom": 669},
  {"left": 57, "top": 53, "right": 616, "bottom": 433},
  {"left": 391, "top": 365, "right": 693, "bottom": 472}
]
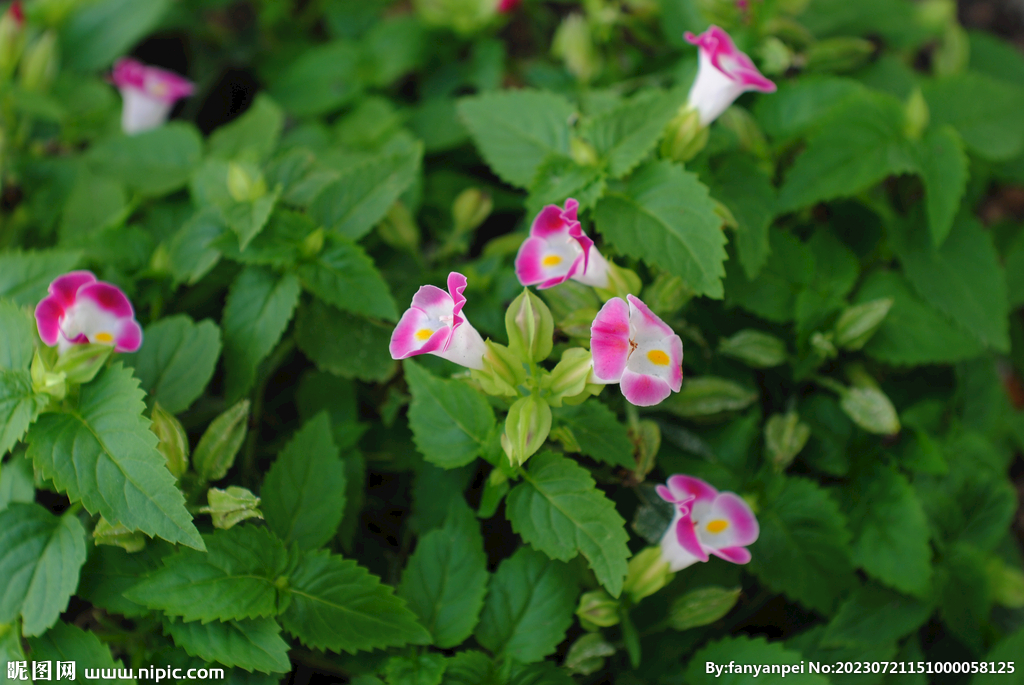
[
  {"left": 0, "top": 370, "right": 47, "bottom": 458},
  {"left": 840, "top": 465, "right": 931, "bottom": 596},
  {"left": 87, "top": 123, "right": 203, "bottom": 196},
  {"left": 923, "top": 73, "right": 1024, "bottom": 161},
  {"left": 28, "top": 364, "right": 203, "bottom": 549},
  {"left": 724, "top": 228, "right": 815, "bottom": 323},
  {"left": 268, "top": 40, "right": 363, "bottom": 116},
  {"left": 295, "top": 300, "right": 396, "bottom": 382},
  {"left": 399, "top": 499, "right": 489, "bottom": 648},
  {"left": 0, "top": 451, "right": 35, "bottom": 511},
  {"left": 551, "top": 402, "right": 634, "bottom": 469},
  {"left": 404, "top": 360, "right": 495, "bottom": 469},
  {"left": 474, "top": 547, "right": 577, "bottom": 663},
  {"left": 223, "top": 267, "right": 302, "bottom": 401},
  {"left": 309, "top": 143, "right": 423, "bottom": 240},
  {"left": 748, "top": 477, "right": 855, "bottom": 614},
  {"left": 0, "top": 250, "right": 81, "bottom": 307},
  {"left": 386, "top": 653, "right": 447, "bottom": 685},
  {"left": 717, "top": 330, "right": 787, "bottom": 368},
  {"left": 78, "top": 542, "right": 169, "bottom": 618},
  {"left": 973, "top": 627, "right": 1024, "bottom": 685},
  {"left": 711, "top": 155, "right": 776, "bottom": 280},
  {"left": 192, "top": 400, "right": 250, "bottom": 483},
  {"left": 595, "top": 160, "right": 726, "bottom": 299},
  {"left": 208, "top": 94, "right": 285, "bottom": 163},
  {"left": 854, "top": 270, "right": 985, "bottom": 365},
  {"left": 892, "top": 215, "right": 1009, "bottom": 352},
  {"left": 59, "top": 172, "right": 126, "bottom": 240},
  {"left": 662, "top": 377, "right": 758, "bottom": 419},
  {"left": 458, "top": 90, "right": 575, "bottom": 189},
  {"left": 668, "top": 586, "right": 742, "bottom": 631},
  {"left": 226, "top": 190, "right": 280, "bottom": 251},
  {"left": 1006, "top": 229, "right": 1024, "bottom": 308},
  {"left": 262, "top": 413, "right": 347, "bottom": 551},
  {"left": 838, "top": 386, "right": 901, "bottom": 436},
  {"left": 820, "top": 585, "right": 932, "bottom": 648},
  {"left": 0, "top": 505, "right": 85, "bottom": 636},
  {"left": 588, "top": 88, "right": 684, "bottom": 179},
  {"left": 60, "top": 0, "right": 171, "bottom": 71},
  {"left": 164, "top": 617, "right": 291, "bottom": 674},
  {"left": 124, "top": 315, "right": 222, "bottom": 414},
  {"left": 297, "top": 239, "right": 398, "bottom": 321},
  {"left": 778, "top": 92, "right": 915, "bottom": 212},
  {"left": 280, "top": 548, "right": 431, "bottom": 653},
  {"left": 754, "top": 76, "right": 866, "bottom": 141},
  {"left": 444, "top": 651, "right": 499, "bottom": 685},
  {"left": 125, "top": 526, "right": 289, "bottom": 622},
  {"left": 913, "top": 126, "right": 968, "bottom": 247},
  {"left": 524, "top": 156, "right": 607, "bottom": 220},
  {"left": 687, "top": 635, "right": 830, "bottom": 685},
  {"left": 935, "top": 543, "right": 990, "bottom": 653},
  {"left": 168, "top": 208, "right": 227, "bottom": 286},
  {"left": 507, "top": 452, "right": 630, "bottom": 598},
  {"left": 26, "top": 621, "right": 127, "bottom": 685},
  {"left": 794, "top": 230, "right": 859, "bottom": 334}
]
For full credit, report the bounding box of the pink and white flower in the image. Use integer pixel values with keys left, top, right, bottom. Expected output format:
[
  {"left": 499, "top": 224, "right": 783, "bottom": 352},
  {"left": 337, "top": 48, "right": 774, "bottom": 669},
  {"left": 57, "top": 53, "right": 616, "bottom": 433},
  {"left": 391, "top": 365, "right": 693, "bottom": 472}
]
[
  {"left": 35, "top": 271, "right": 143, "bottom": 354},
  {"left": 656, "top": 475, "right": 759, "bottom": 571},
  {"left": 110, "top": 58, "right": 194, "bottom": 135},
  {"left": 514, "top": 198, "right": 611, "bottom": 290},
  {"left": 390, "top": 272, "right": 488, "bottom": 370},
  {"left": 589, "top": 294, "right": 683, "bottom": 407},
  {"left": 684, "top": 25, "right": 776, "bottom": 126}
]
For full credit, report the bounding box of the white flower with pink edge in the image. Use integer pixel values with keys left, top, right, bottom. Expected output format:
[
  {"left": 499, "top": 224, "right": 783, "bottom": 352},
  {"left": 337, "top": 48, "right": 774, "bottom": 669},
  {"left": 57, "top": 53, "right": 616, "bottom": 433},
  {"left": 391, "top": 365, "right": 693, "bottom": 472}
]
[
  {"left": 110, "top": 58, "right": 194, "bottom": 135},
  {"left": 685, "top": 25, "right": 776, "bottom": 126},
  {"left": 514, "top": 198, "right": 611, "bottom": 290}
]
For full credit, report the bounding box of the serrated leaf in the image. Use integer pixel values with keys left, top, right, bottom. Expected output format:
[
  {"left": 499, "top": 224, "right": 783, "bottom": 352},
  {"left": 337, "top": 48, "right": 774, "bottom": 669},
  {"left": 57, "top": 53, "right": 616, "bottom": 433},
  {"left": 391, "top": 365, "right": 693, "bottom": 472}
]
[
  {"left": 444, "top": 651, "right": 499, "bottom": 685},
  {"left": 297, "top": 240, "right": 398, "bottom": 321},
  {"left": 404, "top": 361, "right": 495, "bottom": 469},
  {"left": 892, "top": 215, "right": 1009, "bottom": 352},
  {"left": 60, "top": 0, "right": 170, "bottom": 72},
  {"left": 280, "top": 549, "right": 431, "bottom": 653},
  {"left": 711, "top": 155, "right": 775, "bottom": 280},
  {"left": 935, "top": 543, "right": 990, "bottom": 653},
  {"left": 551, "top": 402, "right": 634, "bottom": 469},
  {"left": 914, "top": 126, "right": 968, "bottom": 247},
  {"left": 923, "top": 72, "right": 1024, "bottom": 161},
  {"left": 0, "top": 504, "right": 86, "bottom": 637},
  {"left": 724, "top": 228, "right": 816, "bottom": 323},
  {"left": 386, "top": 653, "right": 447, "bottom": 685},
  {"left": 309, "top": 143, "right": 423, "bottom": 240},
  {"left": 474, "top": 547, "right": 577, "bottom": 663},
  {"left": 223, "top": 267, "right": 301, "bottom": 401},
  {"left": 227, "top": 189, "right": 280, "bottom": 251},
  {"left": 124, "top": 315, "right": 222, "bottom": 414},
  {"left": 595, "top": 160, "right": 726, "bottom": 298},
  {"left": 87, "top": 123, "right": 203, "bottom": 196},
  {"left": 27, "top": 364, "right": 203, "bottom": 549},
  {"left": 26, "top": 621, "right": 127, "bottom": 685},
  {"left": 588, "top": 88, "right": 684, "bottom": 179},
  {"left": 0, "top": 250, "right": 81, "bottom": 307},
  {"left": 399, "top": 499, "right": 489, "bottom": 648},
  {"left": 164, "top": 617, "right": 291, "bottom": 674},
  {"left": 840, "top": 465, "right": 931, "bottom": 595},
  {"left": 0, "top": 451, "right": 35, "bottom": 511},
  {"left": 507, "top": 452, "right": 630, "bottom": 597},
  {"left": 778, "top": 92, "right": 915, "bottom": 212},
  {"left": 77, "top": 543, "right": 169, "bottom": 618},
  {"left": 754, "top": 76, "right": 866, "bottom": 141},
  {"left": 295, "top": 300, "right": 396, "bottom": 382},
  {"left": 524, "top": 156, "right": 606, "bottom": 220},
  {"left": 267, "top": 40, "right": 362, "bottom": 116},
  {"left": 820, "top": 585, "right": 932, "bottom": 648},
  {"left": 208, "top": 94, "right": 285, "bottom": 163},
  {"left": 748, "top": 477, "right": 855, "bottom": 614},
  {"left": 0, "top": 370, "right": 47, "bottom": 458},
  {"left": 687, "top": 635, "right": 830, "bottom": 685},
  {"left": 125, "top": 526, "right": 288, "bottom": 622},
  {"left": 262, "top": 413, "right": 346, "bottom": 551},
  {"left": 795, "top": 230, "right": 859, "bottom": 334},
  {"left": 458, "top": 90, "right": 575, "bottom": 189},
  {"left": 974, "top": 627, "right": 1024, "bottom": 685},
  {"left": 168, "top": 208, "right": 227, "bottom": 286}
]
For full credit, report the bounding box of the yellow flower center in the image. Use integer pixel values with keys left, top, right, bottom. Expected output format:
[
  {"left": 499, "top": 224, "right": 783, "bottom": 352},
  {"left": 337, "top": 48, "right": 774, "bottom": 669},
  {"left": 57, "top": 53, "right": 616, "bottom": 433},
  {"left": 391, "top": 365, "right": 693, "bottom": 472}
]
[
  {"left": 706, "top": 519, "right": 729, "bottom": 534},
  {"left": 94, "top": 332, "right": 114, "bottom": 344},
  {"left": 542, "top": 255, "right": 562, "bottom": 267},
  {"left": 415, "top": 329, "right": 434, "bottom": 341},
  {"left": 647, "top": 349, "right": 670, "bottom": 366}
]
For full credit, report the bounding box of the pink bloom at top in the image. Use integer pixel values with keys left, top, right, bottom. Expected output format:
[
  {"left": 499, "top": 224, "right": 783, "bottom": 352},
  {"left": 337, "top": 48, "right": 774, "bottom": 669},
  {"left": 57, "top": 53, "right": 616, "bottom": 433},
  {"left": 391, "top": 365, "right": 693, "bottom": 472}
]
[
  {"left": 590, "top": 294, "right": 683, "bottom": 407},
  {"left": 514, "top": 198, "right": 611, "bottom": 290},
  {"left": 656, "top": 474, "right": 759, "bottom": 571},
  {"left": 35, "top": 271, "right": 143, "bottom": 353},
  {"left": 390, "top": 272, "right": 487, "bottom": 370},
  {"left": 110, "top": 58, "right": 194, "bottom": 135},
  {"left": 498, "top": 0, "right": 521, "bottom": 11},
  {"left": 9, "top": 1, "right": 24, "bottom": 24},
  {"left": 684, "top": 25, "right": 776, "bottom": 126}
]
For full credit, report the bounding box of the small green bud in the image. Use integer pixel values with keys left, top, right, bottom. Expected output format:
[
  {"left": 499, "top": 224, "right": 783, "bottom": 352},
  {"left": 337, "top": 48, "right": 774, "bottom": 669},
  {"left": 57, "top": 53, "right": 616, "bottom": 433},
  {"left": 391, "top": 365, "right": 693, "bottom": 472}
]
[
  {"left": 664, "top": 377, "right": 758, "bottom": 419},
  {"left": 560, "top": 381, "right": 605, "bottom": 406},
  {"left": 227, "top": 162, "right": 267, "bottom": 203},
  {"left": 834, "top": 298, "right": 893, "bottom": 350},
  {"left": 622, "top": 547, "right": 673, "bottom": 603},
  {"left": 52, "top": 343, "right": 113, "bottom": 384},
  {"left": 904, "top": 88, "right": 930, "bottom": 140},
  {"left": 987, "top": 557, "right": 1024, "bottom": 608},
  {"left": 804, "top": 37, "right": 876, "bottom": 74},
  {"left": 452, "top": 188, "right": 493, "bottom": 236},
  {"left": 541, "top": 348, "right": 593, "bottom": 407},
  {"left": 18, "top": 30, "right": 57, "bottom": 92},
  {"left": 506, "top": 289, "right": 555, "bottom": 364},
  {"left": 661, "top": 106, "right": 709, "bottom": 163},
  {"left": 472, "top": 340, "right": 527, "bottom": 397},
  {"left": 915, "top": 0, "right": 956, "bottom": 33},
  {"left": 576, "top": 589, "right": 620, "bottom": 630},
  {"left": 0, "top": 2, "right": 26, "bottom": 80},
  {"left": 570, "top": 137, "right": 600, "bottom": 167},
  {"left": 718, "top": 329, "right": 787, "bottom": 368},
  {"left": 413, "top": 0, "right": 495, "bottom": 35},
  {"left": 378, "top": 202, "right": 421, "bottom": 252},
  {"left": 93, "top": 516, "right": 146, "bottom": 553},
  {"left": 764, "top": 411, "right": 811, "bottom": 471},
  {"left": 757, "top": 36, "right": 794, "bottom": 76},
  {"left": 192, "top": 400, "right": 250, "bottom": 482},
  {"left": 149, "top": 243, "right": 171, "bottom": 275},
  {"left": 838, "top": 386, "right": 900, "bottom": 435},
  {"left": 150, "top": 403, "right": 189, "bottom": 479},
  {"left": 504, "top": 395, "right": 552, "bottom": 467},
  {"left": 552, "top": 13, "right": 600, "bottom": 82},
  {"left": 668, "top": 586, "right": 742, "bottom": 631},
  {"left": 31, "top": 349, "right": 66, "bottom": 399},
  {"left": 564, "top": 633, "right": 616, "bottom": 676},
  {"left": 199, "top": 486, "right": 263, "bottom": 530},
  {"left": 809, "top": 331, "right": 838, "bottom": 359},
  {"left": 299, "top": 227, "right": 325, "bottom": 259}
]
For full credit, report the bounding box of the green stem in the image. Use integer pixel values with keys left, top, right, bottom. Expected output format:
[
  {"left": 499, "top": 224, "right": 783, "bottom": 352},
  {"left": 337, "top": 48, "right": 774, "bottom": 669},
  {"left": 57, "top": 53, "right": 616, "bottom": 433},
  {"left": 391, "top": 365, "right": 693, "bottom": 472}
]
[{"left": 241, "top": 337, "right": 296, "bottom": 487}]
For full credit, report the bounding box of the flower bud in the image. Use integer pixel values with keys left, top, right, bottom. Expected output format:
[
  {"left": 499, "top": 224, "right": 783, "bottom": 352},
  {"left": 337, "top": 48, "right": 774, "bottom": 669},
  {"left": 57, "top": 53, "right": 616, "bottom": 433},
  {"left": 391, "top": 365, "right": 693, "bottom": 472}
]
[
  {"left": 904, "top": 88, "right": 930, "bottom": 141},
  {"left": 622, "top": 547, "right": 673, "bottom": 603},
  {"left": 452, "top": 188, "right": 493, "bottom": 236},
  {"left": 506, "top": 288, "right": 554, "bottom": 364},
  {"left": 718, "top": 329, "right": 787, "bottom": 368},
  {"left": 52, "top": 343, "right": 113, "bottom": 384},
  {"left": 804, "top": 37, "right": 876, "bottom": 74},
  {"left": 504, "top": 395, "right": 552, "bottom": 467},
  {"left": 378, "top": 202, "right": 420, "bottom": 252},
  {"left": 916, "top": 0, "right": 956, "bottom": 32},
  {"left": 663, "top": 377, "right": 757, "bottom": 419},
  {"left": 199, "top": 486, "right": 263, "bottom": 529},
  {"left": 757, "top": 36, "right": 793, "bottom": 76},
  {"left": 150, "top": 402, "right": 189, "bottom": 479},
  {"left": 833, "top": 298, "right": 893, "bottom": 350},
  {"left": 227, "top": 162, "right": 267, "bottom": 203},
  {"left": 473, "top": 340, "right": 527, "bottom": 397},
  {"left": 414, "top": 0, "right": 496, "bottom": 35},
  {"left": 93, "top": 516, "right": 146, "bottom": 553},
  {"left": 552, "top": 14, "right": 600, "bottom": 82},
  {"left": 570, "top": 137, "right": 599, "bottom": 167},
  {"left": 660, "top": 106, "right": 709, "bottom": 163},
  {"left": 541, "top": 348, "right": 592, "bottom": 407},
  {"left": 987, "top": 557, "right": 1024, "bottom": 608},
  {"left": 0, "top": 1, "right": 26, "bottom": 80},
  {"left": 643, "top": 273, "right": 692, "bottom": 319},
  {"left": 192, "top": 400, "right": 250, "bottom": 482},
  {"left": 564, "top": 633, "right": 616, "bottom": 676},
  {"left": 18, "top": 30, "right": 57, "bottom": 92},
  {"left": 809, "top": 331, "right": 838, "bottom": 359},
  {"left": 299, "top": 227, "right": 325, "bottom": 259},
  {"left": 838, "top": 385, "right": 900, "bottom": 435},
  {"left": 31, "top": 349, "right": 66, "bottom": 400},
  {"left": 764, "top": 411, "right": 810, "bottom": 471},
  {"left": 576, "top": 589, "right": 620, "bottom": 630},
  {"left": 632, "top": 419, "right": 660, "bottom": 480},
  {"left": 668, "top": 586, "right": 742, "bottom": 631}
]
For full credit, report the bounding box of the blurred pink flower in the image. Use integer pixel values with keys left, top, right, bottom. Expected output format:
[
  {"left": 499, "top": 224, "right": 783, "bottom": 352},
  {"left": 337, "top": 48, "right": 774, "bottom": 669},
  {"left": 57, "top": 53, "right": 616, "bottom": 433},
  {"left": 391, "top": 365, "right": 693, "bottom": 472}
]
[
  {"left": 35, "top": 271, "right": 143, "bottom": 353},
  {"left": 110, "top": 58, "right": 194, "bottom": 135}
]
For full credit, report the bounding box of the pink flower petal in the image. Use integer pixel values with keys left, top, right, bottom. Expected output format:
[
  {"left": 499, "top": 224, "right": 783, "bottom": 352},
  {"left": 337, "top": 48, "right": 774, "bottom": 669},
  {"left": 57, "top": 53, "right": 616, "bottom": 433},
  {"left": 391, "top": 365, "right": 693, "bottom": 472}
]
[
  {"left": 530, "top": 199, "right": 579, "bottom": 239},
  {"left": 34, "top": 297, "right": 64, "bottom": 346},
  {"left": 590, "top": 297, "right": 630, "bottom": 382},
  {"left": 114, "top": 319, "right": 144, "bottom": 353},
  {"left": 48, "top": 271, "right": 97, "bottom": 308},
  {"left": 710, "top": 546, "right": 752, "bottom": 564},
  {"left": 390, "top": 307, "right": 448, "bottom": 360},
  {"left": 675, "top": 510, "right": 709, "bottom": 562},
  {"left": 620, "top": 367, "right": 672, "bottom": 407},
  {"left": 447, "top": 271, "right": 468, "bottom": 331},
  {"left": 626, "top": 294, "right": 675, "bottom": 343},
  {"left": 685, "top": 26, "right": 775, "bottom": 93},
  {"left": 410, "top": 285, "right": 454, "bottom": 321},
  {"left": 710, "top": 492, "right": 759, "bottom": 547},
  {"left": 76, "top": 282, "right": 135, "bottom": 318},
  {"left": 665, "top": 475, "right": 718, "bottom": 507}
]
